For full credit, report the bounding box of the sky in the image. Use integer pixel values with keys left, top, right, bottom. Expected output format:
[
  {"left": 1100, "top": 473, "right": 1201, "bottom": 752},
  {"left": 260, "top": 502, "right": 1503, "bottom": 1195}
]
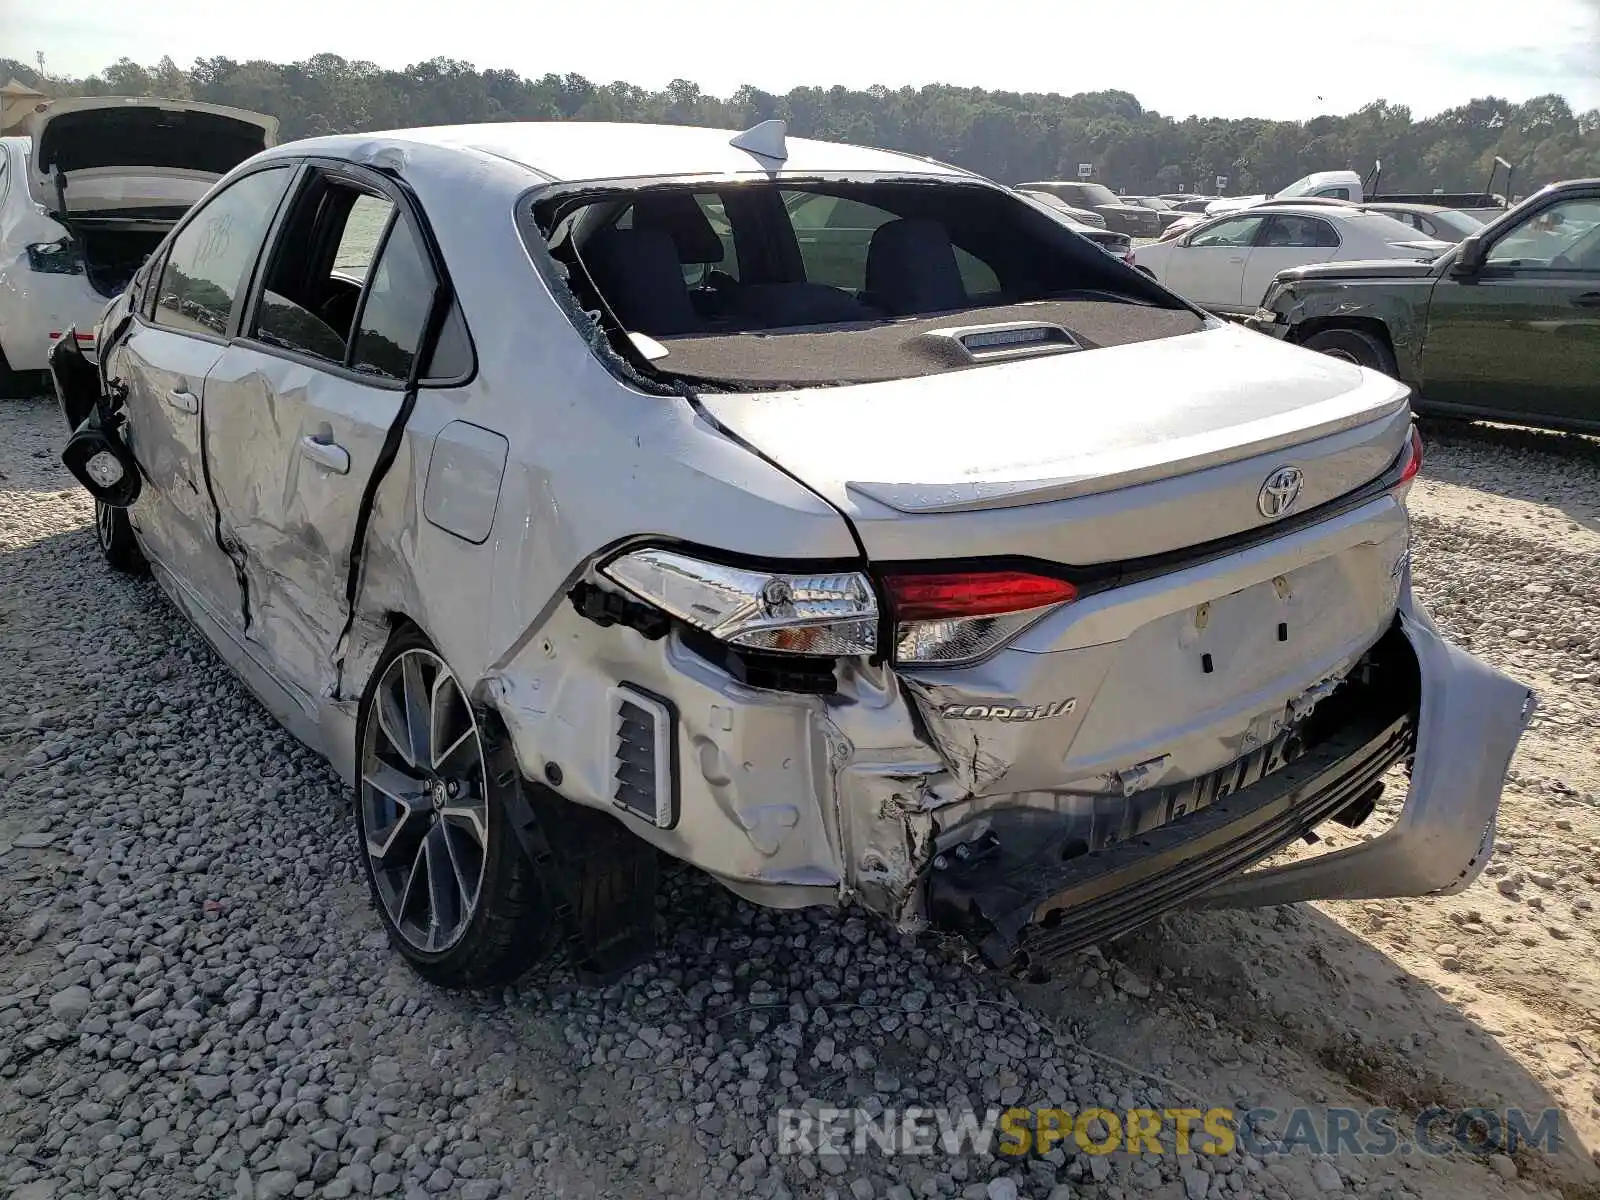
[{"left": 4, "top": 0, "right": 1599, "bottom": 121}]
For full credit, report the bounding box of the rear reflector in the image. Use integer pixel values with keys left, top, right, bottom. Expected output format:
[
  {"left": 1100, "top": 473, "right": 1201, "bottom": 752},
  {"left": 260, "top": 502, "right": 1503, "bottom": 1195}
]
[{"left": 884, "top": 571, "right": 1078, "bottom": 621}]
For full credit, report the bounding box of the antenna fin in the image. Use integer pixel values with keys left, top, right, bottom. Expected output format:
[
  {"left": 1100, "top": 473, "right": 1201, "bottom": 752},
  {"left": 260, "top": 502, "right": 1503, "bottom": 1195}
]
[{"left": 730, "top": 119, "right": 787, "bottom": 162}]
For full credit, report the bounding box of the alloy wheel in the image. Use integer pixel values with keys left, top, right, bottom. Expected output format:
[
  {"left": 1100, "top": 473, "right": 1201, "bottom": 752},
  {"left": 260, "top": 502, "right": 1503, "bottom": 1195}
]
[
  {"left": 95, "top": 500, "right": 115, "bottom": 552},
  {"left": 359, "top": 648, "right": 490, "bottom": 954}
]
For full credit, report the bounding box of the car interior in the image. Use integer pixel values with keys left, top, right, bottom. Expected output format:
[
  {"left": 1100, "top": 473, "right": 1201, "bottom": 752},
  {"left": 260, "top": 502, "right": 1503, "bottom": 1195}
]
[
  {"left": 541, "top": 180, "right": 1168, "bottom": 341},
  {"left": 529, "top": 180, "right": 1205, "bottom": 387}
]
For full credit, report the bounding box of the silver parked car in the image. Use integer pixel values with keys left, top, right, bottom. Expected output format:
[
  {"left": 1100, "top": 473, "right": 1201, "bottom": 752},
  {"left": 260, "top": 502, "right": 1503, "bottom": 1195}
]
[{"left": 52, "top": 120, "right": 1534, "bottom": 986}]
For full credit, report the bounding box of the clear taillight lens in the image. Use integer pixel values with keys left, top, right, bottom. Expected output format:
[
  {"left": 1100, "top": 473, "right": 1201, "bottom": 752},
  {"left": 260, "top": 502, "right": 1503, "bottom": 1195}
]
[
  {"left": 602, "top": 548, "right": 878, "bottom": 656},
  {"left": 884, "top": 570, "right": 1079, "bottom": 666}
]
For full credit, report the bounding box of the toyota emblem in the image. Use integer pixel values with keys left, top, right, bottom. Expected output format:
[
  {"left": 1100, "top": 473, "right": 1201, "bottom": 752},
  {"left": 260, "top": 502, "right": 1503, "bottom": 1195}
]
[{"left": 1257, "top": 466, "right": 1304, "bottom": 519}]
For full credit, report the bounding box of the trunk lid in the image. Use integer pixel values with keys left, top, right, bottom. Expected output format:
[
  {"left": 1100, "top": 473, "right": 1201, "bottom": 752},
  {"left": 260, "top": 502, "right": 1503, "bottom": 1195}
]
[
  {"left": 27, "top": 96, "right": 279, "bottom": 214},
  {"left": 698, "top": 321, "right": 1412, "bottom": 566}
]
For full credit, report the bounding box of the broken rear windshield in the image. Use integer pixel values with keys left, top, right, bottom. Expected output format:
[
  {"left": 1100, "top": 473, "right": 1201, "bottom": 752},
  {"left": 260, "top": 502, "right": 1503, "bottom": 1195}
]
[{"left": 526, "top": 177, "right": 1195, "bottom": 389}]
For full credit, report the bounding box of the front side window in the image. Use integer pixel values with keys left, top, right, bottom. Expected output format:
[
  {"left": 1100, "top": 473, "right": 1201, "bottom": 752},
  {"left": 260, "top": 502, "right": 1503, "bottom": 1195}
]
[
  {"left": 1488, "top": 198, "right": 1600, "bottom": 270},
  {"left": 154, "top": 167, "right": 293, "bottom": 336},
  {"left": 1188, "top": 216, "right": 1264, "bottom": 248}
]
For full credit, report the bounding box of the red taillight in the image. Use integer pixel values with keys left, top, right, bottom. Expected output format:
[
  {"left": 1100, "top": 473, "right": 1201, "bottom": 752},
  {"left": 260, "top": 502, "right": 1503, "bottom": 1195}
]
[
  {"left": 1397, "top": 424, "right": 1423, "bottom": 486},
  {"left": 883, "top": 571, "right": 1078, "bottom": 621}
]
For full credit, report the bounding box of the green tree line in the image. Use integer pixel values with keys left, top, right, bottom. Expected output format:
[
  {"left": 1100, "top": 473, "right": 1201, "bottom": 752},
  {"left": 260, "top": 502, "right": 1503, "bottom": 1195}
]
[{"left": 6, "top": 53, "right": 1597, "bottom": 196}]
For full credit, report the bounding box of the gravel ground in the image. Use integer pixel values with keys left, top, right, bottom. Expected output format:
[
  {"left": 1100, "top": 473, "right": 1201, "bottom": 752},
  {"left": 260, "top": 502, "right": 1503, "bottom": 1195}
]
[{"left": 2, "top": 395, "right": 1597, "bottom": 1200}]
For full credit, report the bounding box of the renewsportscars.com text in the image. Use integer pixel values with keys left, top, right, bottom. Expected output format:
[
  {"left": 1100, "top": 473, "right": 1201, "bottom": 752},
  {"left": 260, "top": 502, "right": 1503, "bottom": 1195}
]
[{"left": 776, "top": 1106, "right": 1562, "bottom": 1159}]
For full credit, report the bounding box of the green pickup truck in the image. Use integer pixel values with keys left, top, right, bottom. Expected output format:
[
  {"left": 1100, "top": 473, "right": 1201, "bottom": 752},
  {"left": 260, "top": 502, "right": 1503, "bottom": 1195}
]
[{"left": 1247, "top": 178, "right": 1600, "bottom": 435}]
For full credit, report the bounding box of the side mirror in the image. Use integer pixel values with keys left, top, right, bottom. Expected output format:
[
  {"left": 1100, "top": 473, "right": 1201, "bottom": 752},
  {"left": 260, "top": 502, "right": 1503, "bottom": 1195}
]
[
  {"left": 62, "top": 410, "right": 141, "bottom": 508},
  {"left": 1452, "top": 235, "right": 1485, "bottom": 276}
]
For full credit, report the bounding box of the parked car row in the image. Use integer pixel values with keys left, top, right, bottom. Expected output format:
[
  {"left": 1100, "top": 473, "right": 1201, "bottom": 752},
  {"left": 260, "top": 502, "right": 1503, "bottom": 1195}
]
[
  {"left": 1016, "top": 189, "right": 1135, "bottom": 263},
  {"left": 1249, "top": 178, "right": 1600, "bottom": 436},
  {"left": 1016, "top": 180, "right": 1164, "bottom": 237},
  {"left": 1132, "top": 203, "right": 1454, "bottom": 315},
  {"left": 47, "top": 117, "right": 1534, "bottom": 986}
]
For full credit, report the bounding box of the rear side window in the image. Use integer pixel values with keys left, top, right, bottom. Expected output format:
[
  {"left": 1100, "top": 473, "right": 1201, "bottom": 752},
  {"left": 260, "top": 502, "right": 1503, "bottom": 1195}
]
[
  {"left": 252, "top": 178, "right": 397, "bottom": 363},
  {"left": 785, "top": 191, "right": 894, "bottom": 291},
  {"left": 782, "top": 190, "right": 1000, "bottom": 297},
  {"left": 1260, "top": 216, "right": 1340, "bottom": 248},
  {"left": 351, "top": 217, "right": 437, "bottom": 380},
  {"left": 1188, "top": 216, "right": 1264, "bottom": 248},
  {"left": 154, "top": 167, "right": 293, "bottom": 336},
  {"left": 244, "top": 169, "right": 467, "bottom": 382}
]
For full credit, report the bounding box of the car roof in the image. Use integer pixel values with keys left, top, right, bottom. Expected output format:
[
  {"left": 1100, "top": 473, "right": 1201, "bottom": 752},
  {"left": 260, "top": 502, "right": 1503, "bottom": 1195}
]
[
  {"left": 1222, "top": 202, "right": 1363, "bottom": 219},
  {"left": 256, "top": 121, "right": 973, "bottom": 184}
]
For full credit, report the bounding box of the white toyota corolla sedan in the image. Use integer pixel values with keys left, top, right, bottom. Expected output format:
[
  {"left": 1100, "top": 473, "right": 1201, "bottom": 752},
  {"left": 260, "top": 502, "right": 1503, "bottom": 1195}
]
[
  {"left": 1132, "top": 202, "right": 1452, "bottom": 315},
  {"left": 51, "top": 121, "right": 1533, "bottom": 987}
]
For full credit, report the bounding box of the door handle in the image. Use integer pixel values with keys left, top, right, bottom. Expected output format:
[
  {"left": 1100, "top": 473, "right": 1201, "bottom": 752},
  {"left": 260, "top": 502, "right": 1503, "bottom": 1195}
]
[
  {"left": 164, "top": 387, "right": 199, "bottom": 414},
  {"left": 299, "top": 434, "right": 350, "bottom": 475},
  {"left": 1228, "top": 256, "right": 1246, "bottom": 264},
  {"left": 1574, "top": 292, "right": 1600, "bottom": 309}
]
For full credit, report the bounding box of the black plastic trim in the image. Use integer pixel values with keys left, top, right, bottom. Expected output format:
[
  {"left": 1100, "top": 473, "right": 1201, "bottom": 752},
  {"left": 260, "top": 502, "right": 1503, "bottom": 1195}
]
[{"left": 611, "top": 682, "right": 682, "bottom": 831}]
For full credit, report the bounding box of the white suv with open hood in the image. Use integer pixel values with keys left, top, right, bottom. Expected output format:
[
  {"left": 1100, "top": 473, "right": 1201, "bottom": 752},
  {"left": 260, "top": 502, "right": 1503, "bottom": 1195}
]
[
  {"left": 0, "top": 95, "right": 277, "bottom": 394},
  {"left": 50, "top": 120, "right": 1535, "bottom": 987}
]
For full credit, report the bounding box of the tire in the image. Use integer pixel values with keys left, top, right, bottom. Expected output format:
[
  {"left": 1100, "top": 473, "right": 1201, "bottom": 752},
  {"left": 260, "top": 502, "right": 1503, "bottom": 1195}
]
[
  {"left": 354, "top": 625, "right": 554, "bottom": 987},
  {"left": 94, "top": 500, "right": 149, "bottom": 574},
  {"left": 0, "top": 345, "right": 40, "bottom": 400},
  {"left": 1302, "top": 327, "right": 1398, "bottom": 378}
]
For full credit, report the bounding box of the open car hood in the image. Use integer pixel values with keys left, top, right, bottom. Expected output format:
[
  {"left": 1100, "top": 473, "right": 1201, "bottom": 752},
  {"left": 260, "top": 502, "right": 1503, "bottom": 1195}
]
[
  {"left": 27, "top": 96, "right": 279, "bottom": 213},
  {"left": 698, "top": 321, "right": 1409, "bottom": 516}
]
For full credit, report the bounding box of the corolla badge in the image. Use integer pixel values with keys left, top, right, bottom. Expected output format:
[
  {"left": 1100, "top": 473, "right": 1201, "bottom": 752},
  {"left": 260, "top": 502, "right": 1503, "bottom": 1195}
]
[
  {"left": 938, "top": 699, "right": 1076, "bottom": 722},
  {"left": 1257, "top": 466, "right": 1304, "bottom": 519}
]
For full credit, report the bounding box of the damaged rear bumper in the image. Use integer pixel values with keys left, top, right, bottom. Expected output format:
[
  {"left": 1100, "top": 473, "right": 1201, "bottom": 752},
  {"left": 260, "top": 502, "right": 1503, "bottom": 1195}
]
[{"left": 926, "top": 600, "right": 1534, "bottom": 969}]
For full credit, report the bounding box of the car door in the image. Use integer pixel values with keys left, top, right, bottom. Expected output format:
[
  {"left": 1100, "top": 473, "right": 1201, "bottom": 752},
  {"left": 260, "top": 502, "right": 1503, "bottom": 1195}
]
[
  {"left": 1162, "top": 215, "right": 1264, "bottom": 311},
  {"left": 110, "top": 164, "right": 297, "bottom": 627},
  {"left": 1420, "top": 192, "right": 1600, "bottom": 430},
  {"left": 1242, "top": 215, "right": 1342, "bottom": 307},
  {"left": 200, "top": 165, "right": 442, "bottom": 706}
]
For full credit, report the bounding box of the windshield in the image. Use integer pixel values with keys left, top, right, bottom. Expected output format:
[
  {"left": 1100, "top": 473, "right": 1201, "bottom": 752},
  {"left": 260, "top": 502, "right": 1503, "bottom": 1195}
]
[
  {"left": 531, "top": 177, "right": 1191, "bottom": 388},
  {"left": 1079, "top": 183, "right": 1121, "bottom": 206},
  {"left": 1273, "top": 174, "right": 1320, "bottom": 199},
  {"left": 1432, "top": 209, "right": 1485, "bottom": 239}
]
